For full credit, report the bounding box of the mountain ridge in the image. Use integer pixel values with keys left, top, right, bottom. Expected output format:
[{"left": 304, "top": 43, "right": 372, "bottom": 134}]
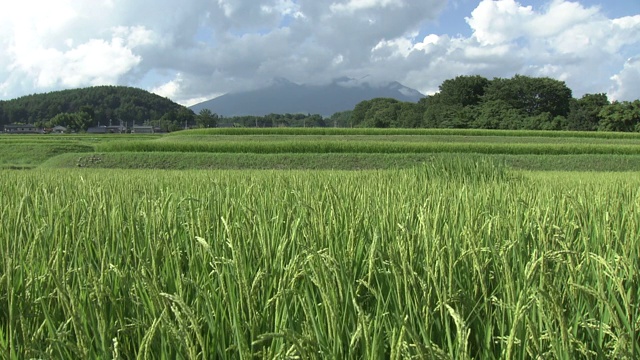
[{"left": 190, "top": 78, "right": 424, "bottom": 117}]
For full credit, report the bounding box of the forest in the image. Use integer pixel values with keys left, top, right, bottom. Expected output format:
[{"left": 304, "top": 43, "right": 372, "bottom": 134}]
[
  {"left": 1, "top": 75, "right": 639, "bottom": 132},
  {"left": 219, "top": 74, "right": 640, "bottom": 131},
  {"left": 0, "top": 86, "right": 193, "bottom": 132},
  {"left": 344, "top": 75, "right": 640, "bottom": 131}
]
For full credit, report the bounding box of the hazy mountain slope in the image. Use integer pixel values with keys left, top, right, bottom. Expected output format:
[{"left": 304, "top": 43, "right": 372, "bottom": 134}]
[{"left": 190, "top": 78, "right": 424, "bottom": 117}]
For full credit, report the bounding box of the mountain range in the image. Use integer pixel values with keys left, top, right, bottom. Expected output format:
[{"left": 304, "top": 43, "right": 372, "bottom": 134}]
[{"left": 189, "top": 77, "right": 424, "bottom": 117}]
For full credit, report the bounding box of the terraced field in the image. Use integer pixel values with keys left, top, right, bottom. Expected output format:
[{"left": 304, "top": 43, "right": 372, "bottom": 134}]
[
  {"left": 1, "top": 129, "right": 639, "bottom": 358},
  {"left": 3, "top": 128, "right": 640, "bottom": 171}
]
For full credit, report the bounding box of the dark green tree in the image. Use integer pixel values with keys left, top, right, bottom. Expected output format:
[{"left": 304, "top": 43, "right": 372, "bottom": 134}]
[
  {"left": 437, "top": 75, "right": 490, "bottom": 107},
  {"left": 473, "top": 100, "right": 523, "bottom": 129},
  {"left": 482, "top": 75, "right": 573, "bottom": 118},
  {"left": 353, "top": 98, "right": 401, "bottom": 128},
  {"left": 566, "top": 93, "right": 609, "bottom": 131},
  {"left": 598, "top": 100, "right": 640, "bottom": 132},
  {"left": 48, "top": 111, "right": 92, "bottom": 132},
  {"left": 195, "top": 109, "right": 219, "bottom": 128},
  {"left": 328, "top": 111, "right": 352, "bottom": 127},
  {"left": 396, "top": 102, "right": 423, "bottom": 128},
  {"left": 421, "top": 76, "right": 489, "bottom": 128}
]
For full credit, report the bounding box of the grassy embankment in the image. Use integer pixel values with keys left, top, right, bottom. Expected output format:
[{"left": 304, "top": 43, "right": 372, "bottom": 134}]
[
  {"left": 2, "top": 158, "right": 639, "bottom": 358},
  {"left": 0, "top": 135, "right": 159, "bottom": 169},
  {"left": 4, "top": 128, "right": 640, "bottom": 171}
]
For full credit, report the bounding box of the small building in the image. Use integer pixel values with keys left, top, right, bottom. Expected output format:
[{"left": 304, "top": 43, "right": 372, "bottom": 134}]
[
  {"left": 87, "top": 125, "right": 128, "bottom": 134},
  {"left": 51, "top": 125, "right": 68, "bottom": 134},
  {"left": 3, "top": 124, "right": 42, "bottom": 134},
  {"left": 87, "top": 126, "right": 108, "bottom": 134},
  {"left": 106, "top": 125, "right": 127, "bottom": 133},
  {"left": 132, "top": 125, "right": 154, "bottom": 134}
]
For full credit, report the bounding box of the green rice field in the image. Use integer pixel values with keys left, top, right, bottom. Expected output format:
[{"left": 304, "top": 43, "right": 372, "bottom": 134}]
[{"left": 1, "top": 129, "right": 639, "bottom": 358}]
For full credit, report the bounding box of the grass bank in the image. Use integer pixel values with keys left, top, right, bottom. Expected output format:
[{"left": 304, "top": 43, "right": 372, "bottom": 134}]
[{"left": 41, "top": 152, "right": 640, "bottom": 171}]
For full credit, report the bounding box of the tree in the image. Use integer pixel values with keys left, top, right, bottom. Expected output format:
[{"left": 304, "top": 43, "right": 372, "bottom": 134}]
[
  {"left": 329, "top": 111, "right": 352, "bottom": 127},
  {"left": 48, "top": 111, "right": 92, "bottom": 132},
  {"left": 351, "top": 98, "right": 402, "bottom": 128},
  {"left": 176, "top": 107, "right": 196, "bottom": 129},
  {"left": 396, "top": 102, "right": 423, "bottom": 128},
  {"left": 473, "top": 100, "right": 524, "bottom": 129},
  {"left": 421, "top": 76, "right": 489, "bottom": 129},
  {"left": 146, "top": 118, "right": 182, "bottom": 132},
  {"left": 566, "top": 93, "right": 609, "bottom": 131},
  {"left": 195, "top": 109, "right": 219, "bottom": 128},
  {"left": 437, "top": 75, "right": 490, "bottom": 107},
  {"left": 597, "top": 100, "right": 640, "bottom": 132},
  {"left": 301, "top": 114, "right": 325, "bottom": 127},
  {"left": 482, "top": 75, "right": 573, "bottom": 118}
]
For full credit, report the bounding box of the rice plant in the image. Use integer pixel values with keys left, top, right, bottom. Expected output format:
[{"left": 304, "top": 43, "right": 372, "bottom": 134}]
[
  {"left": 1, "top": 158, "right": 638, "bottom": 358},
  {"left": 95, "top": 139, "right": 640, "bottom": 155}
]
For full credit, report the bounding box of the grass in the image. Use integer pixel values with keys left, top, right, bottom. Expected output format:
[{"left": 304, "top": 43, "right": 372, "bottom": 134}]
[
  {"left": 1, "top": 158, "right": 638, "bottom": 358},
  {"left": 6, "top": 129, "right": 640, "bottom": 170},
  {"left": 40, "top": 152, "right": 640, "bottom": 172},
  {"left": 162, "top": 134, "right": 640, "bottom": 145},
  {"left": 95, "top": 139, "right": 640, "bottom": 155},
  {"left": 0, "top": 143, "right": 94, "bottom": 169},
  {"left": 172, "top": 127, "right": 640, "bottom": 139}
]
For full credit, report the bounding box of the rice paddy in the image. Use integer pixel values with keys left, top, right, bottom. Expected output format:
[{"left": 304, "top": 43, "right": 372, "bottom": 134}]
[{"left": 1, "top": 129, "right": 639, "bottom": 358}]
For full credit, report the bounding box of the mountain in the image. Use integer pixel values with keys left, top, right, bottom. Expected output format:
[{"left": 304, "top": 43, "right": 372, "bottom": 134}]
[
  {"left": 0, "top": 86, "right": 188, "bottom": 126},
  {"left": 189, "top": 78, "right": 424, "bottom": 117}
]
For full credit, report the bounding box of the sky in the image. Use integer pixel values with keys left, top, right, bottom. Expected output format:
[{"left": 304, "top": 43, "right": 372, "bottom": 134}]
[{"left": 0, "top": 0, "right": 639, "bottom": 106}]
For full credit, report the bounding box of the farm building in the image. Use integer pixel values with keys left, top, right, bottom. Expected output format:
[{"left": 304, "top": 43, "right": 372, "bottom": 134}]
[
  {"left": 87, "top": 126, "right": 108, "bottom": 134},
  {"left": 132, "top": 125, "right": 154, "bottom": 134},
  {"left": 3, "top": 124, "right": 42, "bottom": 134}
]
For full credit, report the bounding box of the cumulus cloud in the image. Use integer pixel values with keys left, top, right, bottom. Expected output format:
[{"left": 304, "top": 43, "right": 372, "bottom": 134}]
[
  {"left": 0, "top": 0, "right": 639, "bottom": 104},
  {"left": 330, "top": 0, "right": 405, "bottom": 14},
  {"left": 374, "top": 0, "right": 640, "bottom": 99},
  {"left": 609, "top": 57, "right": 640, "bottom": 101}
]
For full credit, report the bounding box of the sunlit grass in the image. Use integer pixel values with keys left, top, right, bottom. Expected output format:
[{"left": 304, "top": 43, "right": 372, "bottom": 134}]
[
  {"left": 95, "top": 139, "right": 640, "bottom": 155},
  {"left": 1, "top": 158, "right": 638, "bottom": 358}
]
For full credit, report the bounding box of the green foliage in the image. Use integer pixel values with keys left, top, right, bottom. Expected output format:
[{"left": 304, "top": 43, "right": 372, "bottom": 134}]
[
  {"left": 472, "top": 100, "right": 523, "bottom": 129},
  {"left": 350, "top": 74, "right": 629, "bottom": 131},
  {"left": 566, "top": 93, "right": 609, "bottom": 131},
  {"left": 146, "top": 118, "right": 183, "bottom": 132},
  {"left": 598, "top": 100, "right": 640, "bottom": 132},
  {"left": 436, "top": 75, "right": 490, "bottom": 107},
  {"left": 483, "top": 74, "right": 573, "bottom": 118},
  {"left": 0, "top": 85, "right": 188, "bottom": 127},
  {"left": 328, "top": 110, "right": 352, "bottom": 127},
  {"left": 48, "top": 111, "right": 93, "bottom": 132},
  {"left": 195, "top": 109, "right": 219, "bottom": 128},
  {"left": 352, "top": 98, "right": 425, "bottom": 128}
]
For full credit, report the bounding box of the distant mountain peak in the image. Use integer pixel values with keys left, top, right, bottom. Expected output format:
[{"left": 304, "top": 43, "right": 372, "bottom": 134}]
[
  {"left": 190, "top": 79, "right": 424, "bottom": 117},
  {"left": 268, "top": 77, "right": 297, "bottom": 87}
]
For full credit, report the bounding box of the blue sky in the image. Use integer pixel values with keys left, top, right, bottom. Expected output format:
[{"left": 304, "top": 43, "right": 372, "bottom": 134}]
[
  {"left": 1, "top": 0, "right": 639, "bottom": 106},
  {"left": 424, "top": 0, "right": 638, "bottom": 36}
]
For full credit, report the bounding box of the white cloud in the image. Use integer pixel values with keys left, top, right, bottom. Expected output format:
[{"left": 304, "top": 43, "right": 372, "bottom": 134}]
[
  {"left": 330, "top": 0, "right": 404, "bottom": 14},
  {"left": 371, "top": 0, "right": 640, "bottom": 99},
  {"left": 609, "top": 57, "right": 640, "bottom": 101},
  {"left": 466, "top": 0, "right": 534, "bottom": 46},
  {"left": 0, "top": 0, "right": 639, "bottom": 105}
]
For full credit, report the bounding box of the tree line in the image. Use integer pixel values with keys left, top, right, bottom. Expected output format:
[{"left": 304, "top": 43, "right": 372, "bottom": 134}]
[
  {"left": 2, "top": 76, "right": 639, "bottom": 132},
  {"left": 348, "top": 75, "right": 640, "bottom": 131}
]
